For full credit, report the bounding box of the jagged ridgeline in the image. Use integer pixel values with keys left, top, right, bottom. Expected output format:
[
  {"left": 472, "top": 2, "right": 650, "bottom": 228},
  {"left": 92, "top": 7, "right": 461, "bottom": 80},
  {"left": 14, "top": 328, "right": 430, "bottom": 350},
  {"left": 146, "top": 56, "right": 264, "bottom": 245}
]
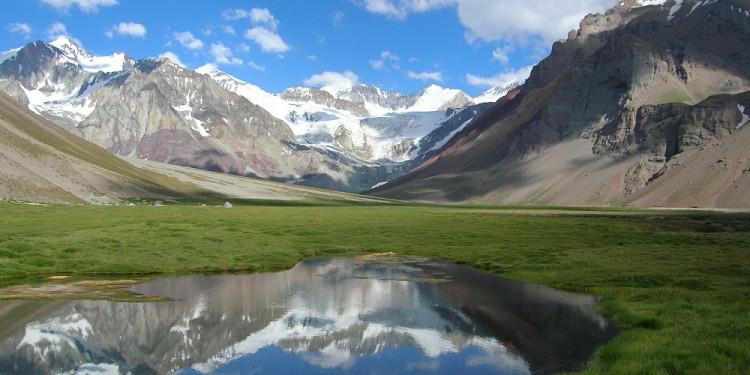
[
  {"left": 371, "top": 0, "right": 750, "bottom": 208},
  {"left": 0, "top": 37, "right": 507, "bottom": 194}
]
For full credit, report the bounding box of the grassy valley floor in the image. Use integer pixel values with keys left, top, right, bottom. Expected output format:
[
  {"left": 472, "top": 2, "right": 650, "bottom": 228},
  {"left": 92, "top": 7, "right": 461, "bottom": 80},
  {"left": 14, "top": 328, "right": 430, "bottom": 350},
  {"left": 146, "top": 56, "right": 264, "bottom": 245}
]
[{"left": 0, "top": 201, "right": 748, "bottom": 374}]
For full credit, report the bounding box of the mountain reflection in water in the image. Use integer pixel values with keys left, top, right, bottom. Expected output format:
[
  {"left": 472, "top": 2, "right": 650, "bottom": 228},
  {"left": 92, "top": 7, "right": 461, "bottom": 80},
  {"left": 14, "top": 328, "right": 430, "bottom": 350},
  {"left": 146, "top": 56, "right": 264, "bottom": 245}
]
[{"left": 0, "top": 256, "right": 617, "bottom": 374}]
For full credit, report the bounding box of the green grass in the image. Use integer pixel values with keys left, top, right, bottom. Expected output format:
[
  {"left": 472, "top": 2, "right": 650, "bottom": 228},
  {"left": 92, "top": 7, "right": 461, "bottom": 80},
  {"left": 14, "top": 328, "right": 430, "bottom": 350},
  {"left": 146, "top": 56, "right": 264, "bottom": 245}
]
[{"left": 0, "top": 201, "right": 749, "bottom": 374}]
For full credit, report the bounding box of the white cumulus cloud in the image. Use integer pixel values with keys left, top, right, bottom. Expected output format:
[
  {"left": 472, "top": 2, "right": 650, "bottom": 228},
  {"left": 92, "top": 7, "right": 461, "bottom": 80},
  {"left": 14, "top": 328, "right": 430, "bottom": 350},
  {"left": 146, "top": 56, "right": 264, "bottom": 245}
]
[
  {"left": 106, "top": 22, "right": 146, "bottom": 38},
  {"left": 159, "top": 51, "right": 185, "bottom": 68},
  {"left": 370, "top": 51, "right": 400, "bottom": 70},
  {"left": 249, "top": 8, "right": 280, "bottom": 31},
  {"left": 237, "top": 43, "right": 251, "bottom": 53},
  {"left": 231, "top": 8, "right": 290, "bottom": 54},
  {"left": 8, "top": 23, "right": 32, "bottom": 38},
  {"left": 45, "top": 22, "right": 84, "bottom": 46},
  {"left": 466, "top": 65, "right": 533, "bottom": 88},
  {"left": 173, "top": 31, "right": 204, "bottom": 50},
  {"left": 222, "top": 8, "right": 280, "bottom": 30},
  {"left": 359, "top": 0, "right": 454, "bottom": 19},
  {"left": 221, "top": 25, "right": 236, "bottom": 35},
  {"left": 244, "top": 27, "right": 290, "bottom": 54},
  {"left": 40, "top": 0, "right": 118, "bottom": 13},
  {"left": 330, "top": 11, "right": 346, "bottom": 28},
  {"left": 491, "top": 45, "right": 513, "bottom": 65},
  {"left": 248, "top": 61, "right": 266, "bottom": 72},
  {"left": 357, "top": 0, "right": 616, "bottom": 49},
  {"left": 456, "top": 0, "right": 613, "bottom": 45},
  {"left": 210, "top": 42, "right": 243, "bottom": 66},
  {"left": 304, "top": 71, "right": 359, "bottom": 94},
  {"left": 407, "top": 70, "right": 443, "bottom": 82},
  {"left": 47, "top": 22, "right": 70, "bottom": 40}
]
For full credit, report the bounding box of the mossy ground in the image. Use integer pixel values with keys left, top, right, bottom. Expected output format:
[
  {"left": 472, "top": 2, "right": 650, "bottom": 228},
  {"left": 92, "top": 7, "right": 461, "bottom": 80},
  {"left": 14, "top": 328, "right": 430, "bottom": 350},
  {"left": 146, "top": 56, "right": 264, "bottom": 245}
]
[{"left": 0, "top": 201, "right": 748, "bottom": 374}]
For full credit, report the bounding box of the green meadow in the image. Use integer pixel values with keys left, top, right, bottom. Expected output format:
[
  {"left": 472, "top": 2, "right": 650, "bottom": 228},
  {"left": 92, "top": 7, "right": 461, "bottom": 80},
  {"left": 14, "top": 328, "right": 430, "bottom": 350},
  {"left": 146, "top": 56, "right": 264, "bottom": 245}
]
[{"left": 1, "top": 200, "right": 749, "bottom": 374}]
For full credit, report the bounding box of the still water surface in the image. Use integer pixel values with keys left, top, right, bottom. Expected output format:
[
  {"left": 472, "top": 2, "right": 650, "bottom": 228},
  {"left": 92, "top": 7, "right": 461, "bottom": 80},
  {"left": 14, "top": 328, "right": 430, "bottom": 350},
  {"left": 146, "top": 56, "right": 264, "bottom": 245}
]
[{"left": 0, "top": 256, "right": 617, "bottom": 374}]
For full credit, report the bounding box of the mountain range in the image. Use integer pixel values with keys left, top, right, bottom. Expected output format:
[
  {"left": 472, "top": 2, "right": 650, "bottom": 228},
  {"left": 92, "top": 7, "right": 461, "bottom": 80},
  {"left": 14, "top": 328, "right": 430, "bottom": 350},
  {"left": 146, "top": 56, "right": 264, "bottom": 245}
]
[
  {"left": 0, "top": 37, "right": 503, "bottom": 193},
  {"left": 0, "top": 88, "right": 393, "bottom": 204},
  {"left": 0, "top": 0, "right": 748, "bottom": 208}
]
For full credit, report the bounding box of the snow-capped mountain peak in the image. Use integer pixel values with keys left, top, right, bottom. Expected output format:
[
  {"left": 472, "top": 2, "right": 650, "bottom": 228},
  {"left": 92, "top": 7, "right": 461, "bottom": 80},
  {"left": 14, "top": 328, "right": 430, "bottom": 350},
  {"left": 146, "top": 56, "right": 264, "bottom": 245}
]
[
  {"left": 474, "top": 81, "right": 524, "bottom": 104},
  {"left": 0, "top": 47, "right": 20, "bottom": 65},
  {"left": 49, "top": 36, "right": 133, "bottom": 73},
  {"left": 49, "top": 35, "right": 89, "bottom": 59},
  {"left": 320, "top": 80, "right": 358, "bottom": 98},
  {"left": 195, "top": 63, "right": 220, "bottom": 76},
  {"left": 405, "top": 84, "right": 473, "bottom": 112},
  {"left": 196, "top": 63, "right": 280, "bottom": 110}
]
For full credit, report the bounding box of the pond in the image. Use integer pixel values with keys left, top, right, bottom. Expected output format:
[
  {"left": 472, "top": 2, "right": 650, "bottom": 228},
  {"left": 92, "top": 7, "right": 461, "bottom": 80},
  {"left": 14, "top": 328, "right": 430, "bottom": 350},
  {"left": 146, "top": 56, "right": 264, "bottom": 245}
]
[{"left": 0, "top": 256, "right": 618, "bottom": 374}]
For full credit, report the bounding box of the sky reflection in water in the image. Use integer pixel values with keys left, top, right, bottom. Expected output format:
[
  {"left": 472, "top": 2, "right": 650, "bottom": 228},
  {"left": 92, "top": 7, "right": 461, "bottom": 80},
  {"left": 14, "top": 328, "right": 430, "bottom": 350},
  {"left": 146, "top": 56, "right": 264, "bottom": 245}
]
[{"left": 0, "top": 256, "right": 617, "bottom": 374}]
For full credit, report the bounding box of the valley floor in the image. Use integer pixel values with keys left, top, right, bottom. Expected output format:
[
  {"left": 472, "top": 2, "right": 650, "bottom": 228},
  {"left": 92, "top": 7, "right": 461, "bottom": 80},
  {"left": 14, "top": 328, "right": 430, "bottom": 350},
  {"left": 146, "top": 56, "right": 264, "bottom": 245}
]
[
  {"left": 122, "top": 157, "right": 387, "bottom": 202},
  {"left": 0, "top": 202, "right": 748, "bottom": 374}
]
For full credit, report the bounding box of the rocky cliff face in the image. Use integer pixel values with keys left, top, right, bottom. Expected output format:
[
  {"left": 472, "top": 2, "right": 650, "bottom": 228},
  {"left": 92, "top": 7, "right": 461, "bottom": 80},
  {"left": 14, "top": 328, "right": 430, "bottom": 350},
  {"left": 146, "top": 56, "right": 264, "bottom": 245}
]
[
  {"left": 73, "top": 58, "right": 302, "bottom": 179},
  {"left": 371, "top": 0, "right": 750, "bottom": 208}
]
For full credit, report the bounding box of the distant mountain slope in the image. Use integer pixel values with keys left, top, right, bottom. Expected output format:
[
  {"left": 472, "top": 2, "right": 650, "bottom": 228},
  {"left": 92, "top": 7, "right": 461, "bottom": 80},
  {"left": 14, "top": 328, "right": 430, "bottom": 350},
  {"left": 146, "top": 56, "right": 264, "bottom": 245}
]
[
  {"left": 371, "top": 0, "right": 750, "bottom": 208},
  {"left": 0, "top": 91, "right": 393, "bottom": 204},
  {"left": 0, "top": 38, "right": 493, "bottom": 193},
  {"left": 0, "top": 91, "right": 204, "bottom": 204},
  {"left": 123, "top": 157, "right": 394, "bottom": 202}
]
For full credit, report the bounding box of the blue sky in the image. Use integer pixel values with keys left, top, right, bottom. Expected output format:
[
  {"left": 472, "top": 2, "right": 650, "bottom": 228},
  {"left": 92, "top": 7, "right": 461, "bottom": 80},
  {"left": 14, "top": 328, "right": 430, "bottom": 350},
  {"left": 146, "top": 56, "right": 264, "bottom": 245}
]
[{"left": 0, "top": 0, "right": 618, "bottom": 97}]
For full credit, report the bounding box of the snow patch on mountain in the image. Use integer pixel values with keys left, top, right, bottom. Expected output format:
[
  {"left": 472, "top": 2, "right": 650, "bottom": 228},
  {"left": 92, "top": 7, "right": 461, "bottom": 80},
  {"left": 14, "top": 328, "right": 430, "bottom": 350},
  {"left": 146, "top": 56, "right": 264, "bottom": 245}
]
[
  {"left": 404, "top": 84, "right": 467, "bottom": 112},
  {"left": 0, "top": 47, "right": 20, "bottom": 65},
  {"left": 174, "top": 95, "right": 211, "bottom": 137},
  {"left": 688, "top": 0, "right": 719, "bottom": 17},
  {"left": 425, "top": 115, "right": 475, "bottom": 154},
  {"left": 50, "top": 36, "right": 133, "bottom": 73},
  {"left": 22, "top": 75, "right": 89, "bottom": 120},
  {"left": 197, "top": 64, "right": 301, "bottom": 123},
  {"left": 474, "top": 82, "right": 523, "bottom": 104},
  {"left": 730, "top": 3, "right": 750, "bottom": 17},
  {"left": 634, "top": 0, "right": 668, "bottom": 6},
  {"left": 668, "top": 0, "right": 685, "bottom": 20},
  {"left": 737, "top": 104, "right": 749, "bottom": 129},
  {"left": 630, "top": 0, "right": 687, "bottom": 21},
  {"left": 200, "top": 65, "right": 469, "bottom": 164},
  {"left": 21, "top": 66, "right": 129, "bottom": 122}
]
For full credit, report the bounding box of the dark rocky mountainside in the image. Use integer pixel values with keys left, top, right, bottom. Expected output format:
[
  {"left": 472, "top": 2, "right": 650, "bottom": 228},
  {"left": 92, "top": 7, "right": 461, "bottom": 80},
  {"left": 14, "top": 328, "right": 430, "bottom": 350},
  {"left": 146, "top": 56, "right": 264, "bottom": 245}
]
[{"left": 371, "top": 0, "right": 750, "bottom": 208}]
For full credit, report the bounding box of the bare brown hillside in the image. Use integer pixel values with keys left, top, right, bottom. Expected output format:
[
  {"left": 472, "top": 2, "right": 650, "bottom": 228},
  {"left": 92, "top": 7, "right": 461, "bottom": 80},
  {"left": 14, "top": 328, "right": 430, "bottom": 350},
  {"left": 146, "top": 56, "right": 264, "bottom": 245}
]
[
  {"left": 0, "top": 92, "right": 211, "bottom": 204},
  {"left": 0, "top": 92, "right": 389, "bottom": 204},
  {"left": 371, "top": 0, "right": 750, "bottom": 208}
]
